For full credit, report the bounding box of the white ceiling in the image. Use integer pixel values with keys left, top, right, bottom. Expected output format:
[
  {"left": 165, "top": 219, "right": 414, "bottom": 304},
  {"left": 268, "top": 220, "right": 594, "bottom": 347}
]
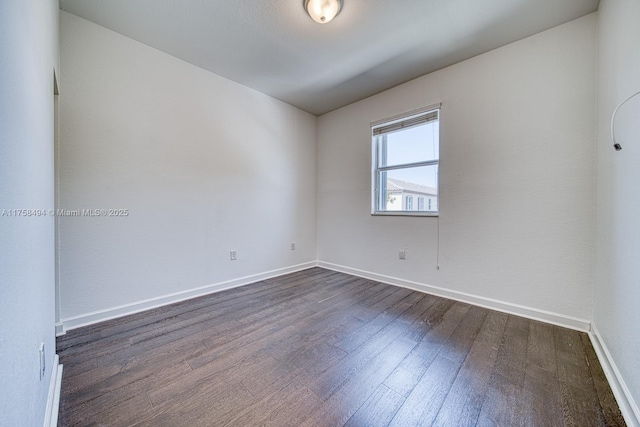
[{"left": 59, "top": 0, "right": 599, "bottom": 116}]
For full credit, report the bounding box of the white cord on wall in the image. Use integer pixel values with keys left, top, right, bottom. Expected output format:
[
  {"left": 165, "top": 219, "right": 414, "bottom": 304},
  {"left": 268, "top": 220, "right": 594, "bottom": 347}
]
[
  {"left": 436, "top": 214, "right": 440, "bottom": 270},
  {"left": 610, "top": 90, "right": 640, "bottom": 151}
]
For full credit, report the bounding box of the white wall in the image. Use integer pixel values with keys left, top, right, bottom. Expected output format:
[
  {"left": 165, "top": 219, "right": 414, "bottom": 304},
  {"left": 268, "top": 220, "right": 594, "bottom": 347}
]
[
  {"left": 58, "top": 12, "right": 317, "bottom": 324},
  {"left": 317, "top": 15, "right": 596, "bottom": 324},
  {"left": 0, "top": 0, "right": 59, "bottom": 425},
  {"left": 594, "top": 0, "right": 640, "bottom": 422}
]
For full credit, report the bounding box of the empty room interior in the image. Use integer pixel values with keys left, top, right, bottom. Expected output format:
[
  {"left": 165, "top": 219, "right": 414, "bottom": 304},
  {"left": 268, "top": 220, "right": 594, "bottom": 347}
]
[{"left": 2, "top": 0, "right": 640, "bottom": 425}]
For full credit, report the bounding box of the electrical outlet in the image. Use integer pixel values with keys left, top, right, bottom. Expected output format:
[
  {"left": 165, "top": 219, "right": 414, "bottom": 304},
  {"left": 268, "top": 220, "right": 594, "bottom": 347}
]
[
  {"left": 399, "top": 250, "right": 406, "bottom": 260},
  {"left": 39, "top": 343, "right": 45, "bottom": 380},
  {"left": 230, "top": 250, "right": 237, "bottom": 261},
  {"left": 291, "top": 242, "right": 296, "bottom": 251}
]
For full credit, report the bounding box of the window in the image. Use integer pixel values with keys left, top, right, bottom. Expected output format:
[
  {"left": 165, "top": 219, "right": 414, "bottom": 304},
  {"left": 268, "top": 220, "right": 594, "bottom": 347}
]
[{"left": 372, "top": 106, "right": 440, "bottom": 215}]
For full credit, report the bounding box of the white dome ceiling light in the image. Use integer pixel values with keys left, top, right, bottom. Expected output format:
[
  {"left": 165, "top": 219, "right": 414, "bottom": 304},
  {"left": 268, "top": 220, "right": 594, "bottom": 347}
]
[{"left": 304, "top": 0, "right": 343, "bottom": 24}]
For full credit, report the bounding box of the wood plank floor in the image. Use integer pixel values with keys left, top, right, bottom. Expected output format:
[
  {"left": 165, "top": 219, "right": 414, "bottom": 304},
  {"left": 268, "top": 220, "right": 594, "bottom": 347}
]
[{"left": 56, "top": 268, "right": 626, "bottom": 426}]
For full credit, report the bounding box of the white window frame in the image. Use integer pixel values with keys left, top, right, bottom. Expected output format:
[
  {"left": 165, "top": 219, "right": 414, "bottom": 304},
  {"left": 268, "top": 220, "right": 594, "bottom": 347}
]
[{"left": 371, "top": 105, "right": 440, "bottom": 217}]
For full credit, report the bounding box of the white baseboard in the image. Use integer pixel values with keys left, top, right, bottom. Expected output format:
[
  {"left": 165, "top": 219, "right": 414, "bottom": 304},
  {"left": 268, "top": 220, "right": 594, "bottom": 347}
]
[
  {"left": 60, "top": 261, "right": 317, "bottom": 332},
  {"left": 589, "top": 325, "right": 640, "bottom": 427},
  {"left": 43, "top": 355, "right": 63, "bottom": 427},
  {"left": 60, "top": 260, "right": 591, "bottom": 333},
  {"left": 317, "top": 261, "right": 591, "bottom": 332},
  {"left": 54, "top": 322, "right": 65, "bottom": 337}
]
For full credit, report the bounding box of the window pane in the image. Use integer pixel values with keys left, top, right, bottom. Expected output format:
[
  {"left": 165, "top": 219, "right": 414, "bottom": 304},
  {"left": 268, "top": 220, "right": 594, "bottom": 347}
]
[
  {"left": 381, "top": 165, "right": 438, "bottom": 212},
  {"left": 378, "top": 121, "right": 439, "bottom": 167}
]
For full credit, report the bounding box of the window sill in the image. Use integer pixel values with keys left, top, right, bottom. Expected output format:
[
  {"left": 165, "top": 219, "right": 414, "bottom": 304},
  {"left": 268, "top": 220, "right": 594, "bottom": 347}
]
[{"left": 371, "top": 211, "right": 439, "bottom": 217}]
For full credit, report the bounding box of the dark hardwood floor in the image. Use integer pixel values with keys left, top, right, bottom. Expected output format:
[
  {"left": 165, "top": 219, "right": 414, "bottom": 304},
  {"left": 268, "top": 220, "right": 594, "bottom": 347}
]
[{"left": 56, "top": 268, "right": 625, "bottom": 426}]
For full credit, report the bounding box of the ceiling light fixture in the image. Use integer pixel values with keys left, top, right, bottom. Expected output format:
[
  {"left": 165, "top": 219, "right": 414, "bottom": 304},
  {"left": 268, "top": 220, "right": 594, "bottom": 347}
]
[{"left": 304, "top": 0, "right": 343, "bottom": 24}]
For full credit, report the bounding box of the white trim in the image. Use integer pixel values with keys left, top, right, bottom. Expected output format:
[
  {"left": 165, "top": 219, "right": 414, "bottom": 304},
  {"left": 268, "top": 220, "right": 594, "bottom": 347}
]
[
  {"left": 43, "top": 355, "right": 63, "bottom": 427},
  {"left": 60, "top": 262, "right": 317, "bottom": 332},
  {"left": 371, "top": 211, "right": 439, "bottom": 217},
  {"left": 589, "top": 324, "right": 640, "bottom": 427},
  {"left": 317, "top": 261, "right": 591, "bottom": 332},
  {"left": 61, "top": 259, "right": 592, "bottom": 333},
  {"left": 54, "top": 322, "right": 65, "bottom": 337}
]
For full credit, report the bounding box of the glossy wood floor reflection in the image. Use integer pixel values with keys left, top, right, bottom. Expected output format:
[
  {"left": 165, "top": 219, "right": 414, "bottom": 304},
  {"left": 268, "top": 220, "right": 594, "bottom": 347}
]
[{"left": 57, "top": 268, "right": 625, "bottom": 426}]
